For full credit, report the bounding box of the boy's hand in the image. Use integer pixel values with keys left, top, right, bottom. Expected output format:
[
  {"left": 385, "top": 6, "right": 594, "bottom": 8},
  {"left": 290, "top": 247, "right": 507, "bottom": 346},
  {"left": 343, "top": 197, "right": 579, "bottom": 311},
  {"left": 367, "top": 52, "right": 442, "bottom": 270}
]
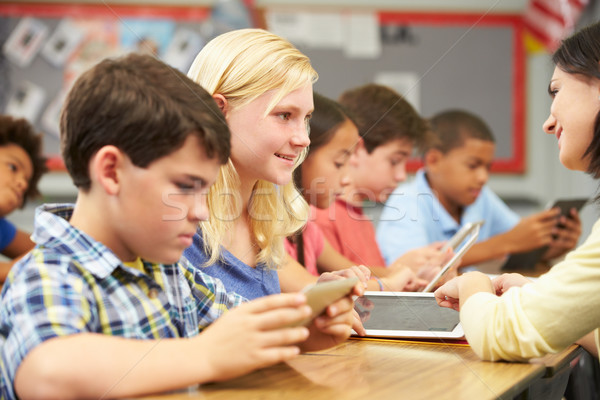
[
  {"left": 199, "top": 293, "right": 311, "bottom": 382},
  {"left": 392, "top": 242, "right": 451, "bottom": 272},
  {"left": 301, "top": 292, "right": 356, "bottom": 351},
  {"left": 543, "top": 208, "right": 582, "bottom": 260},
  {"left": 303, "top": 266, "right": 371, "bottom": 348},
  {"left": 504, "top": 209, "right": 560, "bottom": 253},
  {"left": 381, "top": 267, "right": 428, "bottom": 292},
  {"left": 491, "top": 273, "right": 532, "bottom": 296}
]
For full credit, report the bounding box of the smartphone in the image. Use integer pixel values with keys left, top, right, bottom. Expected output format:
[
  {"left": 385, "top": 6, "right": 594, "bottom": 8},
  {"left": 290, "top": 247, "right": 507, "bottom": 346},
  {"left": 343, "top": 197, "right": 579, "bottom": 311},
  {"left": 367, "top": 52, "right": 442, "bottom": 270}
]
[
  {"left": 292, "top": 277, "right": 359, "bottom": 327},
  {"left": 546, "top": 198, "right": 588, "bottom": 219},
  {"left": 422, "top": 224, "right": 480, "bottom": 292}
]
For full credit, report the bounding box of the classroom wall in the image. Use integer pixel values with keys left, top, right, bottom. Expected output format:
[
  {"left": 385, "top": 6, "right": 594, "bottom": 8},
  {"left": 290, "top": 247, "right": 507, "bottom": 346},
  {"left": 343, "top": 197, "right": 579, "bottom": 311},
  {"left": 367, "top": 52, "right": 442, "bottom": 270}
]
[{"left": 5, "top": 0, "right": 600, "bottom": 244}]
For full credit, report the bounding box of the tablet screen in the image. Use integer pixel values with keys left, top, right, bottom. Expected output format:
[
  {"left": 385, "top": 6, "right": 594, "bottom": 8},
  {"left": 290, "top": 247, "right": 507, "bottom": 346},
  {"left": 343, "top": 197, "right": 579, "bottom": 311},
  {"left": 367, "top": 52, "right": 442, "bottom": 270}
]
[{"left": 356, "top": 293, "right": 460, "bottom": 333}]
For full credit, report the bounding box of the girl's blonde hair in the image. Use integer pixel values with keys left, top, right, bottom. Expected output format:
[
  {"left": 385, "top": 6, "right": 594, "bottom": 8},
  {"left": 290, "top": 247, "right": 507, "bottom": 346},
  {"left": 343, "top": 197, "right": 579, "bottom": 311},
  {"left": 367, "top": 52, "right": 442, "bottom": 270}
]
[{"left": 188, "top": 28, "right": 318, "bottom": 269}]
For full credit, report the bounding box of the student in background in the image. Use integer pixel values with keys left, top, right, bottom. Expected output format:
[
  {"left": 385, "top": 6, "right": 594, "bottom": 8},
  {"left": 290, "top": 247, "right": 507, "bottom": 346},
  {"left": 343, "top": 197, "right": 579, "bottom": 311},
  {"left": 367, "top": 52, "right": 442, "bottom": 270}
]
[
  {"left": 435, "top": 21, "right": 600, "bottom": 361},
  {"left": 287, "top": 92, "right": 426, "bottom": 292},
  {"left": 0, "top": 53, "right": 352, "bottom": 400},
  {"left": 377, "top": 109, "right": 582, "bottom": 268},
  {"left": 0, "top": 115, "right": 46, "bottom": 281},
  {"left": 184, "top": 29, "right": 368, "bottom": 330},
  {"left": 314, "top": 84, "right": 451, "bottom": 281}
]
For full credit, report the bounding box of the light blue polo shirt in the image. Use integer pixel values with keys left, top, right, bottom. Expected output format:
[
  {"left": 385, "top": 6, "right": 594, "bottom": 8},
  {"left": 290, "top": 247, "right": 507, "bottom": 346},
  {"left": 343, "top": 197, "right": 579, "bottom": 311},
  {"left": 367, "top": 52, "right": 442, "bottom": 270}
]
[{"left": 376, "top": 169, "right": 520, "bottom": 264}]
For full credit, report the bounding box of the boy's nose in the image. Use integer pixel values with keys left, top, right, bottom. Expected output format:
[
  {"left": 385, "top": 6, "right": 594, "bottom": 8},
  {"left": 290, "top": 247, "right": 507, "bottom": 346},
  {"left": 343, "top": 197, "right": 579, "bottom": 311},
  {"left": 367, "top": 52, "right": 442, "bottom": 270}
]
[
  {"left": 191, "top": 195, "right": 209, "bottom": 222},
  {"left": 15, "top": 175, "right": 28, "bottom": 193},
  {"left": 340, "top": 172, "right": 351, "bottom": 187},
  {"left": 394, "top": 166, "right": 407, "bottom": 183},
  {"left": 477, "top": 168, "right": 489, "bottom": 184}
]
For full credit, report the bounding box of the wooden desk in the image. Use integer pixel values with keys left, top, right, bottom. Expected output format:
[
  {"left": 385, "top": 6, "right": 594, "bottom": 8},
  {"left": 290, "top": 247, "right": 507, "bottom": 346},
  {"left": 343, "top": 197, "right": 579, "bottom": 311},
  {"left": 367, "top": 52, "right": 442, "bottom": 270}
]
[{"left": 131, "top": 339, "right": 580, "bottom": 400}]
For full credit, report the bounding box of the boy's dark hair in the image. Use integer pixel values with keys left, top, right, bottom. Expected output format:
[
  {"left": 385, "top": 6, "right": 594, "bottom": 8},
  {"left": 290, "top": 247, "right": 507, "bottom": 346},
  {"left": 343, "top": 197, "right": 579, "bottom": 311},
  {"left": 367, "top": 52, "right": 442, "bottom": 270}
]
[
  {"left": 427, "top": 109, "right": 495, "bottom": 155},
  {"left": 60, "top": 53, "right": 230, "bottom": 191},
  {"left": 338, "top": 83, "right": 427, "bottom": 153},
  {"left": 0, "top": 115, "right": 47, "bottom": 205},
  {"left": 553, "top": 22, "right": 600, "bottom": 180}
]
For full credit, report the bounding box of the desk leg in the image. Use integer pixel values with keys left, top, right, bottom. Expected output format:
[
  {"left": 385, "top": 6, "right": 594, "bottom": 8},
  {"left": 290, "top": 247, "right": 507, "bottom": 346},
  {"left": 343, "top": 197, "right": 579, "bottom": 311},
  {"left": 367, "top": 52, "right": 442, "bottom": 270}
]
[{"left": 526, "top": 363, "right": 571, "bottom": 400}]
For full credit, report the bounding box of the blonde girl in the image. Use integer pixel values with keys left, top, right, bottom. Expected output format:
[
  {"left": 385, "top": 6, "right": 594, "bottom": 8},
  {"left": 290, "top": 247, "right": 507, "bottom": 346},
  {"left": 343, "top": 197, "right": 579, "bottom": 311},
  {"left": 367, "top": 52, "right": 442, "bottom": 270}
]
[{"left": 184, "top": 29, "right": 369, "bottom": 339}]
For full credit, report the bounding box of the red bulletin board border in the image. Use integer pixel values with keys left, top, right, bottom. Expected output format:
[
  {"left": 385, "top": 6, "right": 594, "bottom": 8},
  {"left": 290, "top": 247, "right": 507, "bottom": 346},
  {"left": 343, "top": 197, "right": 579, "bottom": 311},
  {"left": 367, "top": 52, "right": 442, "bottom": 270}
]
[
  {"left": 379, "top": 12, "right": 526, "bottom": 174},
  {"left": 0, "top": 3, "right": 209, "bottom": 21}
]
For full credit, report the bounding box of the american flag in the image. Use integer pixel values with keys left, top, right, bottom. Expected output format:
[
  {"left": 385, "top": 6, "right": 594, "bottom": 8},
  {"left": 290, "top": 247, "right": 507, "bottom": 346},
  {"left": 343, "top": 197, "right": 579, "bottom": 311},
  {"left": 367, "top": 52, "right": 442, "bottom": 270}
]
[{"left": 524, "top": 0, "right": 589, "bottom": 51}]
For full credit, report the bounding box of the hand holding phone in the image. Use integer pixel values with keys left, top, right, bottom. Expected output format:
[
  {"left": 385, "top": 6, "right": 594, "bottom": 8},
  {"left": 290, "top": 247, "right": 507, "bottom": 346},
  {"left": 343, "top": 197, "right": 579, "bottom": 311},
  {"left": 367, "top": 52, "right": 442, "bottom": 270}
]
[{"left": 292, "top": 277, "right": 359, "bottom": 327}]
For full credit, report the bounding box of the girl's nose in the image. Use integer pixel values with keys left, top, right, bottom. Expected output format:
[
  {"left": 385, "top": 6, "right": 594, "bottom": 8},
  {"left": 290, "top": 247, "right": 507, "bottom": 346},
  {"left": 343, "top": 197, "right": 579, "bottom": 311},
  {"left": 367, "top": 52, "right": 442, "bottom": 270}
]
[
  {"left": 543, "top": 114, "right": 556, "bottom": 135},
  {"left": 291, "top": 123, "right": 310, "bottom": 148}
]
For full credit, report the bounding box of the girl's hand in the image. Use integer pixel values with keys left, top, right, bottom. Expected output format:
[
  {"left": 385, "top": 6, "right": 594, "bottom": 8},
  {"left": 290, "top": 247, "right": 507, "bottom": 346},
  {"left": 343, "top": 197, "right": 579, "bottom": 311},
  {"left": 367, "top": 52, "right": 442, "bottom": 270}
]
[
  {"left": 317, "top": 265, "right": 371, "bottom": 297},
  {"left": 434, "top": 272, "right": 494, "bottom": 312},
  {"left": 491, "top": 273, "right": 532, "bottom": 295},
  {"left": 433, "top": 276, "right": 462, "bottom": 311}
]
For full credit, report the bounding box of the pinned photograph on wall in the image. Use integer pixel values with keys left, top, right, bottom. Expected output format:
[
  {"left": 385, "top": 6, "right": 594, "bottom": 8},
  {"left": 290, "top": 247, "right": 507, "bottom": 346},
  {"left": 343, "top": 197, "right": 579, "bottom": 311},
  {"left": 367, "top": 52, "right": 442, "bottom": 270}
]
[
  {"left": 41, "top": 19, "right": 85, "bottom": 67},
  {"left": 119, "top": 19, "right": 175, "bottom": 57},
  {"left": 3, "top": 17, "right": 49, "bottom": 68},
  {"left": 41, "top": 89, "right": 67, "bottom": 138},
  {"left": 5, "top": 80, "right": 47, "bottom": 122},
  {"left": 163, "top": 28, "right": 204, "bottom": 73},
  {"left": 63, "top": 19, "right": 121, "bottom": 88},
  {"left": 375, "top": 71, "right": 421, "bottom": 113}
]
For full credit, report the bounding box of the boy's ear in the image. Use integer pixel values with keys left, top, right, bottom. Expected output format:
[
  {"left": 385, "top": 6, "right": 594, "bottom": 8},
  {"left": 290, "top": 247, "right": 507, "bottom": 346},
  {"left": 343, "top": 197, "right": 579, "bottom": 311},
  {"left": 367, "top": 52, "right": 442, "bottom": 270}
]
[
  {"left": 424, "top": 149, "right": 444, "bottom": 171},
  {"left": 90, "top": 145, "right": 124, "bottom": 195},
  {"left": 349, "top": 137, "right": 365, "bottom": 166},
  {"left": 212, "top": 94, "right": 228, "bottom": 115}
]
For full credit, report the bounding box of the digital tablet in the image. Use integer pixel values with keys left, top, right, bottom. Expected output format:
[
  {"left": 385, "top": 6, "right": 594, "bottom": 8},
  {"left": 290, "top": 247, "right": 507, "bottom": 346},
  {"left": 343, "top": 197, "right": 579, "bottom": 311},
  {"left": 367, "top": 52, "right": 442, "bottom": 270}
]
[
  {"left": 440, "top": 220, "right": 484, "bottom": 253},
  {"left": 291, "top": 277, "right": 359, "bottom": 327},
  {"left": 353, "top": 291, "right": 464, "bottom": 339},
  {"left": 422, "top": 223, "right": 480, "bottom": 292},
  {"left": 501, "top": 197, "right": 588, "bottom": 271}
]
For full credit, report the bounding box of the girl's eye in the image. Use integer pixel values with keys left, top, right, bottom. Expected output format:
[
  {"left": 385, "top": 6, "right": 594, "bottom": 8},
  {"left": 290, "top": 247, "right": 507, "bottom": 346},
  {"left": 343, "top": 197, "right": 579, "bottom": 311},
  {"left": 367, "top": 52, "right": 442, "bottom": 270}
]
[
  {"left": 278, "top": 112, "right": 291, "bottom": 121},
  {"left": 176, "top": 182, "right": 195, "bottom": 191},
  {"left": 549, "top": 89, "right": 558, "bottom": 98},
  {"left": 7, "top": 163, "right": 17, "bottom": 173},
  {"left": 334, "top": 162, "right": 344, "bottom": 169}
]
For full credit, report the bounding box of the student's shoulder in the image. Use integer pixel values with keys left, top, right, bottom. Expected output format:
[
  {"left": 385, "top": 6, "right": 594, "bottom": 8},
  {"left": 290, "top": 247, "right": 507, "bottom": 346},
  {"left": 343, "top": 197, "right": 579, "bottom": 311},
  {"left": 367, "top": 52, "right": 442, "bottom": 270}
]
[
  {"left": 177, "top": 256, "right": 246, "bottom": 311},
  {"left": 2, "top": 248, "right": 95, "bottom": 302}
]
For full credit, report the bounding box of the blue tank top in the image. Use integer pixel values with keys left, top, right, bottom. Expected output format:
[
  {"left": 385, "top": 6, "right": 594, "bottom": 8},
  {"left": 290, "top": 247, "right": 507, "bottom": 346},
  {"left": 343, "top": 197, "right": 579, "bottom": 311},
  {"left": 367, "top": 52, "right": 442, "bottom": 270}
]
[{"left": 183, "top": 230, "right": 281, "bottom": 300}]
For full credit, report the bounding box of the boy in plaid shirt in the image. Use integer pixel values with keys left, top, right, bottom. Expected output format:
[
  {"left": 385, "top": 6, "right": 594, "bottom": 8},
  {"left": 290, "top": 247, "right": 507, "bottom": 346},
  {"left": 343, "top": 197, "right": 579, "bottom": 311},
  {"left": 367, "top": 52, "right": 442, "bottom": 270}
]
[{"left": 0, "top": 53, "right": 359, "bottom": 400}]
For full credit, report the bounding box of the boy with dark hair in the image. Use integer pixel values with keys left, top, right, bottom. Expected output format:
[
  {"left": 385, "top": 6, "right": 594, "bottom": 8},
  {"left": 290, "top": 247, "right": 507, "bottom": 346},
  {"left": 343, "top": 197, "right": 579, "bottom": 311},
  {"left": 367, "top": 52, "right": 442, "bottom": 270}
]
[
  {"left": 314, "top": 84, "right": 450, "bottom": 279},
  {"left": 377, "top": 109, "right": 582, "bottom": 267},
  {"left": 0, "top": 115, "right": 47, "bottom": 280},
  {"left": 0, "top": 53, "right": 345, "bottom": 400}
]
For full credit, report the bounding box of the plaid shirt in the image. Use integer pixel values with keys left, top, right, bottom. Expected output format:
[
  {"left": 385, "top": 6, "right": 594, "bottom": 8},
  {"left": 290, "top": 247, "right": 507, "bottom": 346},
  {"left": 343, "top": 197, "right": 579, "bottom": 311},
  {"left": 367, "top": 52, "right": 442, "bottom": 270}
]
[{"left": 0, "top": 204, "right": 245, "bottom": 399}]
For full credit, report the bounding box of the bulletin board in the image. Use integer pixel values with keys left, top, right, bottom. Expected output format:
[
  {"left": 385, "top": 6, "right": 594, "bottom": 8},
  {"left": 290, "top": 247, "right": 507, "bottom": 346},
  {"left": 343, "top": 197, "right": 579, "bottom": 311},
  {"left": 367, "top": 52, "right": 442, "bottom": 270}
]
[
  {"left": 266, "top": 10, "right": 526, "bottom": 173},
  {"left": 0, "top": 2, "right": 213, "bottom": 170}
]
